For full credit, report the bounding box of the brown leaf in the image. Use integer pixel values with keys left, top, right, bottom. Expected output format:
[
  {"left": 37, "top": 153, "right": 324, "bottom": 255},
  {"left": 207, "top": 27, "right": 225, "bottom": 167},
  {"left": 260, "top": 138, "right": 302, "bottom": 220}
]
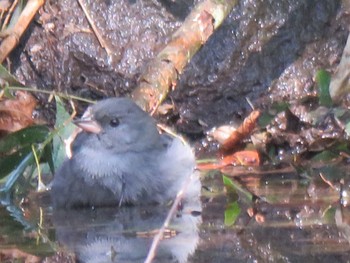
[
  {"left": 220, "top": 110, "right": 261, "bottom": 152},
  {"left": 0, "top": 90, "right": 37, "bottom": 133},
  {"left": 197, "top": 150, "right": 260, "bottom": 170},
  {"left": 0, "top": 248, "right": 40, "bottom": 263},
  {"left": 231, "top": 150, "right": 260, "bottom": 166}
]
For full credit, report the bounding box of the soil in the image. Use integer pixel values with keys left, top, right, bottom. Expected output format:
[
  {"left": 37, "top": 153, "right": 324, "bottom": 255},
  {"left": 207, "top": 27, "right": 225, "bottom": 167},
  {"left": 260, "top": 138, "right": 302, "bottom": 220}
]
[{"left": 6, "top": 0, "right": 350, "bottom": 137}]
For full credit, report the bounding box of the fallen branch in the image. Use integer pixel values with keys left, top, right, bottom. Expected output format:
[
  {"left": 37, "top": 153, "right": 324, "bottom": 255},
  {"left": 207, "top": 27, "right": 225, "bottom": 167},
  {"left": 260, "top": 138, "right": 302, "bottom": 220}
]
[
  {"left": 0, "top": 0, "right": 45, "bottom": 63},
  {"left": 132, "top": 0, "right": 238, "bottom": 113}
]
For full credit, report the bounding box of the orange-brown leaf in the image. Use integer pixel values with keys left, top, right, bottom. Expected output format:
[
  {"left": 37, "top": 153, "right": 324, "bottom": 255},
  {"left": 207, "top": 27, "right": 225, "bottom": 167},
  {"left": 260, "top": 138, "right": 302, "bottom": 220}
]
[
  {"left": 0, "top": 91, "right": 37, "bottom": 133},
  {"left": 220, "top": 110, "right": 260, "bottom": 151},
  {"left": 0, "top": 248, "right": 40, "bottom": 263},
  {"left": 231, "top": 150, "right": 260, "bottom": 166},
  {"left": 197, "top": 150, "right": 260, "bottom": 171}
]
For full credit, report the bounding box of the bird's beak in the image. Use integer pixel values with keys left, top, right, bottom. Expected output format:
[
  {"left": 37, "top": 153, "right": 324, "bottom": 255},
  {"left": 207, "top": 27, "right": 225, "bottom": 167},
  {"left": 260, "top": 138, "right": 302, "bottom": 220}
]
[{"left": 73, "top": 107, "right": 102, "bottom": 134}]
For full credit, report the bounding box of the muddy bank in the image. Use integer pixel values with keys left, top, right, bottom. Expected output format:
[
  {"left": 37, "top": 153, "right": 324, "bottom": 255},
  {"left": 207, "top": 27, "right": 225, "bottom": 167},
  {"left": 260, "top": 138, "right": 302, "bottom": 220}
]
[{"left": 7, "top": 0, "right": 350, "bottom": 136}]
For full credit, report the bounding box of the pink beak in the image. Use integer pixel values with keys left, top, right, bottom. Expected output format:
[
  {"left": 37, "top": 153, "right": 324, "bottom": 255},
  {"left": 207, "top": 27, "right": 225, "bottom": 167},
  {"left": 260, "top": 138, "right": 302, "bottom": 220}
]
[{"left": 74, "top": 108, "right": 102, "bottom": 134}]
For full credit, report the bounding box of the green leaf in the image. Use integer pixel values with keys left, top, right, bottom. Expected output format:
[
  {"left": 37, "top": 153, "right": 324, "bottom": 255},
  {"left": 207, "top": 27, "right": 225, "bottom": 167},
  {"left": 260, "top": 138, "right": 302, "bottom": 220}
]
[
  {"left": 258, "top": 112, "right": 273, "bottom": 128},
  {"left": 52, "top": 96, "right": 77, "bottom": 171},
  {"left": 0, "top": 126, "right": 50, "bottom": 181},
  {"left": 0, "top": 64, "right": 23, "bottom": 87},
  {"left": 223, "top": 175, "right": 253, "bottom": 202},
  {"left": 335, "top": 142, "right": 350, "bottom": 154},
  {"left": 223, "top": 174, "right": 235, "bottom": 189},
  {"left": 0, "top": 152, "right": 34, "bottom": 192},
  {"left": 316, "top": 69, "right": 332, "bottom": 107},
  {"left": 258, "top": 102, "right": 290, "bottom": 128},
  {"left": 42, "top": 143, "right": 55, "bottom": 175},
  {"left": 0, "top": 125, "right": 49, "bottom": 154},
  {"left": 0, "top": 147, "right": 31, "bottom": 180},
  {"left": 2, "top": 85, "right": 15, "bottom": 98},
  {"left": 311, "top": 150, "right": 338, "bottom": 162},
  {"left": 271, "top": 101, "right": 289, "bottom": 112},
  {"left": 224, "top": 201, "right": 241, "bottom": 226}
]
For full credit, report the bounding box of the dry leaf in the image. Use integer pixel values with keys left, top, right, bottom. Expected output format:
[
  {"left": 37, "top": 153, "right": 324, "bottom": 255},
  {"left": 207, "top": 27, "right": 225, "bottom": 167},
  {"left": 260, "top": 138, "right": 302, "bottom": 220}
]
[
  {"left": 0, "top": 248, "right": 40, "bottom": 263},
  {"left": 220, "top": 110, "right": 261, "bottom": 152},
  {"left": 0, "top": 90, "right": 37, "bottom": 133},
  {"left": 231, "top": 150, "right": 260, "bottom": 166},
  {"left": 197, "top": 150, "right": 260, "bottom": 170}
]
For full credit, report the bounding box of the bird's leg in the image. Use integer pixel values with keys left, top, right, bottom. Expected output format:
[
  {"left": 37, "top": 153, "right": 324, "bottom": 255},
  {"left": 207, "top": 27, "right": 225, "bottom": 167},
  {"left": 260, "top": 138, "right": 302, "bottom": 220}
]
[{"left": 118, "top": 175, "right": 126, "bottom": 207}]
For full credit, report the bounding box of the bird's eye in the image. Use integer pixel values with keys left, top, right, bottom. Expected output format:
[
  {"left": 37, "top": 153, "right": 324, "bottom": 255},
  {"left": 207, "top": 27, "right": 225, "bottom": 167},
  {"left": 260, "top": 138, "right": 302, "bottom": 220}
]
[{"left": 109, "top": 118, "right": 120, "bottom": 127}]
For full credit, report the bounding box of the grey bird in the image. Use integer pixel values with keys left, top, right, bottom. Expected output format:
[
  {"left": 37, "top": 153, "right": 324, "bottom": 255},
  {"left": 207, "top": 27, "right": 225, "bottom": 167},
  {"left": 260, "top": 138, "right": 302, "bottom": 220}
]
[{"left": 51, "top": 97, "right": 197, "bottom": 209}]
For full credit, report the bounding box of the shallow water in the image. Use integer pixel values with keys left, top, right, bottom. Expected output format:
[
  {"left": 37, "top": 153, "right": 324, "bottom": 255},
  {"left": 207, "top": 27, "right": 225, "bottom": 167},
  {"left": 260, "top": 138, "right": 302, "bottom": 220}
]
[
  {"left": 1, "top": 165, "right": 350, "bottom": 262},
  {"left": 195, "top": 167, "right": 350, "bottom": 262}
]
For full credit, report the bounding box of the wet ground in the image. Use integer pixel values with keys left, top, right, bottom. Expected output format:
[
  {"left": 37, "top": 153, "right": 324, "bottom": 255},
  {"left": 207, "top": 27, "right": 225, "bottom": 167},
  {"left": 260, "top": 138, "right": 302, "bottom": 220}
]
[
  {"left": 9, "top": 0, "right": 349, "bottom": 136},
  {"left": 1, "top": 163, "right": 350, "bottom": 262}
]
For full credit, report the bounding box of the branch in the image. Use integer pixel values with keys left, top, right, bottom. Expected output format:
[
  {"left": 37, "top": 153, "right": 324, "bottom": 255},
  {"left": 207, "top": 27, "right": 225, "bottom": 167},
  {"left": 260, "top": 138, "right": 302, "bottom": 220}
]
[{"left": 132, "top": 0, "right": 238, "bottom": 113}]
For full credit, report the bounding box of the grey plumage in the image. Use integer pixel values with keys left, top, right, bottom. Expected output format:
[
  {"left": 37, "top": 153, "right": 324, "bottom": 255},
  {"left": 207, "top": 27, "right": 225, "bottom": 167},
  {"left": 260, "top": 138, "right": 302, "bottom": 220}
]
[{"left": 51, "top": 98, "right": 197, "bottom": 208}]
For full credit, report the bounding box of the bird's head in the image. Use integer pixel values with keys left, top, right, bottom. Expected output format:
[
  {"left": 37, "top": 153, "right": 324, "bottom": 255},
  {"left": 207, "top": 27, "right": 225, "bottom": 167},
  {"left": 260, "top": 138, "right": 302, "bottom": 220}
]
[{"left": 74, "top": 98, "right": 161, "bottom": 153}]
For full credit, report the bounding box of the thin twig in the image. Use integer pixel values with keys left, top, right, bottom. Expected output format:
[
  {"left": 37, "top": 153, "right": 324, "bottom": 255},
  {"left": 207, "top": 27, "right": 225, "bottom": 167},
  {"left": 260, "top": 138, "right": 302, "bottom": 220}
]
[
  {"left": 156, "top": 123, "right": 188, "bottom": 144},
  {"left": 77, "top": 0, "right": 112, "bottom": 55},
  {"left": 1, "top": 0, "right": 19, "bottom": 31},
  {"left": 319, "top": 172, "right": 336, "bottom": 189},
  {"left": 144, "top": 171, "right": 197, "bottom": 263},
  {"left": 31, "top": 144, "right": 47, "bottom": 192},
  {"left": 5, "top": 86, "right": 96, "bottom": 104},
  {"left": 0, "top": 0, "right": 45, "bottom": 63}
]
